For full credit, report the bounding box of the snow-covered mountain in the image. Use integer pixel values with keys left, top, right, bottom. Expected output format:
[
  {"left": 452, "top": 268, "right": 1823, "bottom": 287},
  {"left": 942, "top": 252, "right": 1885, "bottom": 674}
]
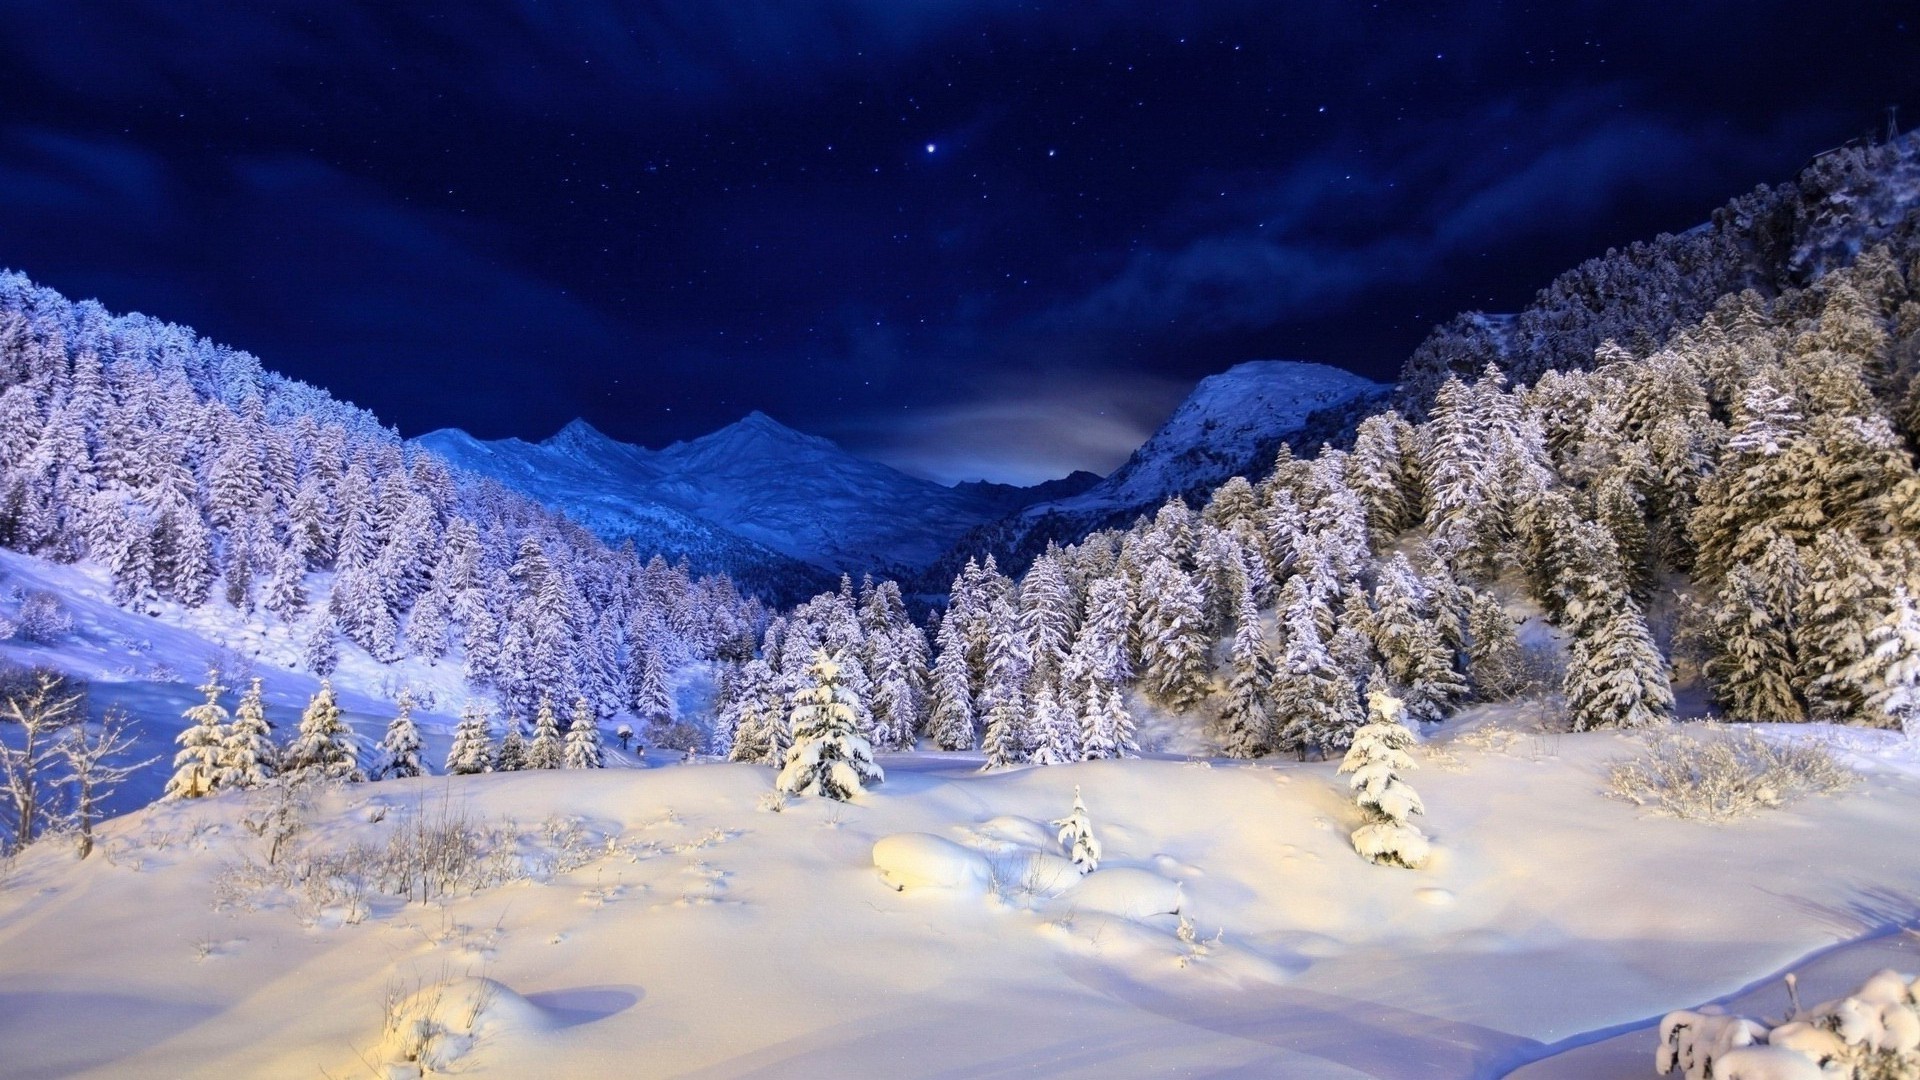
[
  {"left": 416, "top": 412, "right": 1098, "bottom": 586},
  {"left": 920, "top": 360, "right": 1390, "bottom": 586}
]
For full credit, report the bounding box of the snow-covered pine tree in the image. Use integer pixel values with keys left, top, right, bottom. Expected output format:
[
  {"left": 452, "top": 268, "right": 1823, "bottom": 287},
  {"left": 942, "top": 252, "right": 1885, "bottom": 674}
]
[
  {"left": 1021, "top": 548, "right": 1076, "bottom": 687},
  {"left": 1069, "top": 682, "right": 1113, "bottom": 762},
  {"left": 405, "top": 576, "right": 454, "bottom": 665},
  {"left": 775, "top": 651, "right": 883, "bottom": 801},
  {"left": 564, "top": 697, "right": 605, "bottom": 768},
  {"left": 1464, "top": 588, "right": 1526, "bottom": 701},
  {"left": 1854, "top": 585, "right": 1920, "bottom": 733},
  {"left": 629, "top": 633, "right": 677, "bottom": 745},
  {"left": 263, "top": 543, "right": 308, "bottom": 621},
  {"left": 494, "top": 720, "right": 528, "bottom": 772},
  {"left": 1027, "top": 686, "right": 1077, "bottom": 766},
  {"left": 1063, "top": 576, "right": 1133, "bottom": 690},
  {"left": 1347, "top": 411, "right": 1416, "bottom": 545},
  {"left": 925, "top": 616, "right": 977, "bottom": 751},
  {"left": 979, "top": 597, "right": 1032, "bottom": 768},
  {"left": 378, "top": 689, "right": 425, "bottom": 780},
  {"left": 1421, "top": 375, "right": 1492, "bottom": 571},
  {"left": 218, "top": 676, "right": 277, "bottom": 789},
  {"left": 1104, "top": 685, "right": 1138, "bottom": 758},
  {"left": 527, "top": 698, "right": 564, "bottom": 769},
  {"left": 726, "top": 658, "right": 791, "bottom": 765},
  {"left": 1369, "top": 557, "right": 1465, "bottom": 723},
  {"left": 1274, "top": 578, "right": 1365, "bottom": 757},
  {"left": 1218, "top": 586, "right": 1274, "bottom": 758},
  {"left": 164, "top": 673, "right": 229, "bottom": 799},
  {"left": 302, "top": 607, "right": 340, "bottom": 678},
  {"left": 445, "top": 704, "right": 495, "bottom": 775},
  {"left": 1135, "top": 557, "right": 1211, "bottom": 711},
  {"left": 1336, "top": 689, "right": 1430, "bottom": 869},
  {"left": 281, "top": 680, "right": 362, "bottom": 784},
  {"left": 1708, "top": 562, "right": 1804, "bottom": 721},
  {"left": 1795, "top": 531, "right": 1886, "bottom": 723},
  {"left": 1565, "top": 596, "right": 1674, "bottom": 730},
  {"left": 1052, "top": 787, "right": 1101, "bottom": 874}
]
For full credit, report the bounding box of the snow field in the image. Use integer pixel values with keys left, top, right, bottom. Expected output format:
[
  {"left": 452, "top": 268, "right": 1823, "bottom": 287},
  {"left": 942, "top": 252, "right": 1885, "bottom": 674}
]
[{"left": 1, "top": 725, "right": 1918, "bottom": 1078}]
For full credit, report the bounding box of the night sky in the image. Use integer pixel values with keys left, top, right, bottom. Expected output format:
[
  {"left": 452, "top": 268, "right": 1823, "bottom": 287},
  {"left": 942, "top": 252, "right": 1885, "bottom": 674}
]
[{"left": 0, "top": 4, "right": 1914, "bottom": 485}]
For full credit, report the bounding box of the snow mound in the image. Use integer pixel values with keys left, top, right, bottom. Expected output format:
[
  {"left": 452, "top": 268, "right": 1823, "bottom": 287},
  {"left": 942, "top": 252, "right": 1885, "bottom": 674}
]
[
  {"left": 1055, "top": 866, "right": 1184, "bottom": 921},
  {"left": 872, "top": 832, "right": 993, "bottom": 894},
  {"left": 377, "top": 975, "right": 550, "bottom": 1078}
]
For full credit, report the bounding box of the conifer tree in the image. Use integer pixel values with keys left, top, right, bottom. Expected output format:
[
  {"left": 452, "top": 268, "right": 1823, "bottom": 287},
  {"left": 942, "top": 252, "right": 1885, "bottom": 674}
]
[
  {"left": 1136, "top": 558, "right": 1211, "bottom": 711},
  {"left": 564, "top": 697, "right": 605, "bottom": 768},
  {"left": 302, "top": 608, "right": 339, "bottom": 678},
  {"left": 1708, "top": 562, "right": 1803, "bottom": 721},
  {"left": 1063, "top": 577, "right": 1133, "bottom": 691},
  {"left": 1104, "top": 685, "right": 1138, "bottom": 758},
  {"left": 1348, "top": 412, "right": 1416, "bottom": 544},
  {"left": 1274, "top": 580, "right": 1364, "bottom": 756},
  {"left": 1565, "top": 598, "right": 1673, "bottom": 730},
  {"left": 1021, "top": 549, "right": 1076, "bottom": 686},
  {"left": 727, "top": 658, "right": 792, "bottom": 765},
  {"left": 527, "top": 698, "right": 565, "bottom": 769},
  {"left": 1337, "top": 689, "right": 1430, "bottom": 869},
  {"left": 1077, "top": 686, "right": 1119, "bottom": 761},
  {"left": 978, "top": 598, "right": 1032, "bottom": 768},
  {"left": 1027, "top": 686, "right": 1077, "bottom": 766},
  {"left": 494, "top": 720, "right": 528, "bottom": 772},
  {"left": 445, "top": 704, "right": 495, "bottom": 775},
  {"left": 1796, "top": 532, "right": 1886, "bottom": 723},
  {"left": 263, "top": 543, "right": 308, "bottom": 621},
  {"left": 164, "top": 673, "right": 229, "bottom": 799},
  {"left": 1422, "top": 375, "right": 1491, "bottom": 569},
  {"left": 1052, "top": 787, "right": 1101, "bottom": 874},
  {"left": 775, "top": 651, "right": 883, "bottom": 800},
  {"left": 1464, "top": 589, "right": 1525, "bottom": 701},
  {"left": 1218, "top": 588, "right": 1274, "bottom": 759},
  {"left": 218, "top": 677, "right": 277, "bottom": 789},
  {"left": 629, "top": 636, "right": 676, "bottom": 743},
  {"left": 1855, "top": 586, "right": 1920, "bottom": 733},
  {"left": 377, "top": 690, "right": 425, "bottom": 780},
  {"left": 281, "top": 680, "right": 361, "bottom": 783}
]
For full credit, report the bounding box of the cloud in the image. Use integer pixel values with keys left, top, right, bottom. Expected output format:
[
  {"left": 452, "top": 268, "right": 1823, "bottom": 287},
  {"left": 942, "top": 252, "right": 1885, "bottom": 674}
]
[
  {"left": 830, "top": 370, "right": 1190, "bottom": 486},
  {"left": 1051, "top": 97, "right": 1829, "bottom": 339}
]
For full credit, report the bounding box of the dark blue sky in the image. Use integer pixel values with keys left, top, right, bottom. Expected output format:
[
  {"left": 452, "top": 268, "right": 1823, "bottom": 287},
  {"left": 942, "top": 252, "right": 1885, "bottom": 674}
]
[{"left": 0, "top": 3, "right": 1913, "bottom": 483}]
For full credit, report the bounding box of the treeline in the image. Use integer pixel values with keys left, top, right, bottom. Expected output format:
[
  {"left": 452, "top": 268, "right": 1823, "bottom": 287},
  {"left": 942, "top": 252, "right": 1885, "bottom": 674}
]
[
  {"left": 0, "top": 273, "right": 769, "bottom": 737},
  {"left": 712, "top": 237, "right": 1920, "bottom": 762}
]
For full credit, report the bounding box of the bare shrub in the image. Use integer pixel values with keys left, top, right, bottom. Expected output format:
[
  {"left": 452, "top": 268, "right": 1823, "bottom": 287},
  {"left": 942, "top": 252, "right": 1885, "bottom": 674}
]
[
  {"left": 1606, "top": 726, "right": 1854, "bottom": 822},
  {"left": 365, "top": 803, "right": 524, "bottom": 903}
]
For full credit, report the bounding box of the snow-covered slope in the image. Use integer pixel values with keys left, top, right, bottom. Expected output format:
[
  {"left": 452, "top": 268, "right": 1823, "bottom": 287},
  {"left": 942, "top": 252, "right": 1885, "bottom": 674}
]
[
  {"left": 1069, "top": 360, "right": 1388, "bottom": 513},
  {"left": 4, "top": 724, "right": 1917, "bottom": 1078},
  {"left": 922, "top": 360, "right": 1388, "bottom": 585},
  {"left": 417, "top": 420, "right": 832, "bottom": 597},
  {"left": 417, "top": 412, "right": 1094, "bottom": 582}
]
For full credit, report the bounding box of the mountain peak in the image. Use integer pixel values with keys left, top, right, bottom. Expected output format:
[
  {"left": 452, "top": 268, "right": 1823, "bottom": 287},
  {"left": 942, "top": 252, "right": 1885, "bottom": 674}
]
[
  {"left": 695, "top": 409, "right": 834, "bottom": 451},
  {"left": 543, "top": 417, "right": 620, "bottom": 452}
]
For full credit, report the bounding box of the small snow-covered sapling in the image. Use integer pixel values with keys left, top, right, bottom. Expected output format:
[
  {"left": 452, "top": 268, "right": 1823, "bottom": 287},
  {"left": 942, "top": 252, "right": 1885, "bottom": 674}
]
[
  {"left": 1336, "top": 688, "right": 1431, "bottom": 869},
  {"left": 1052, "top": 787, "right": 1101, "bottom": 874}
]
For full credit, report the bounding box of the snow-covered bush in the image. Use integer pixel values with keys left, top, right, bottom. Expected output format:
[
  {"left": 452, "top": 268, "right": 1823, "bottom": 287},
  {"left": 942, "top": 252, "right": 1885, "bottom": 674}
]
[
  {"left": 1606, "top": 727, "right": 1853, "bottom": 823},
  {"left": 1657, "top": 968, "right": 1920, "bottom": 1079},
  {"left": 1336, "top": 689, "right": 1431, "bottom": 869},
  {"left": 14, "top": 592, "right": 71, "bottom": 643}
]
